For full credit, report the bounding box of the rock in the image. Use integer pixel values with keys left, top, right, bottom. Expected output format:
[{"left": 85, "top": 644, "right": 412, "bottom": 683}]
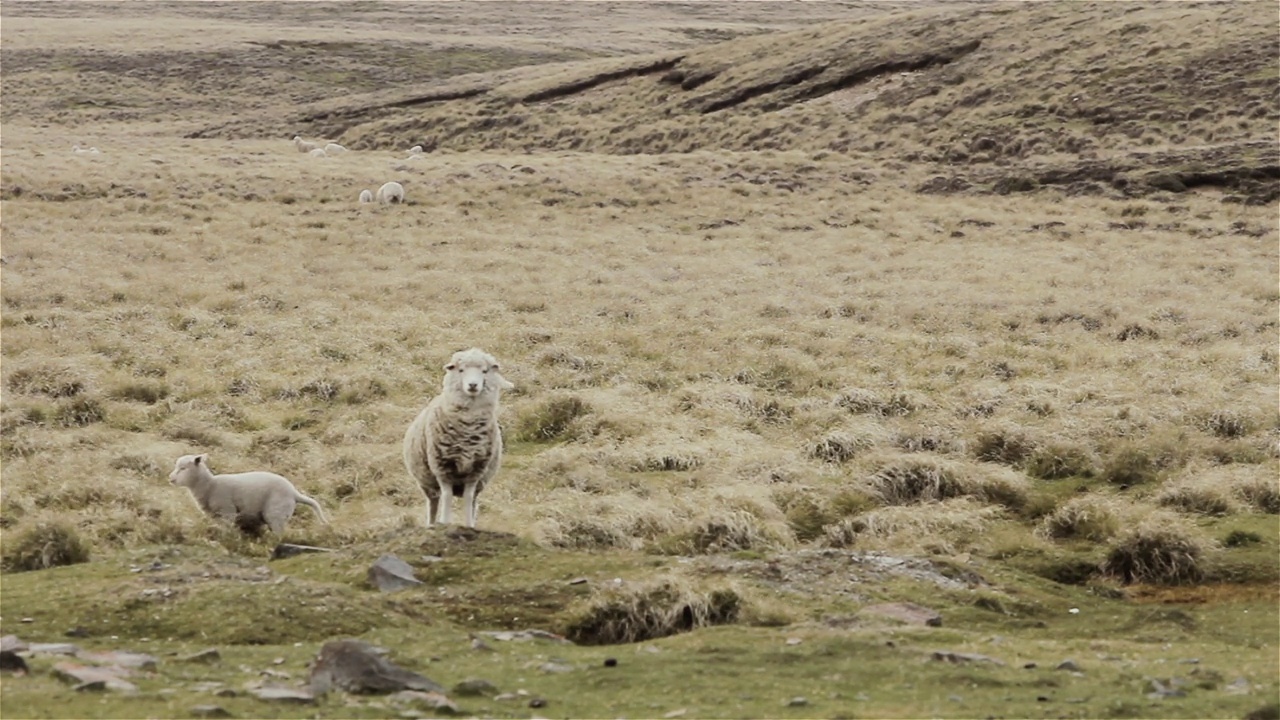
[
  {"left": 214, "top": 688, "right": 238, "bottom": 698},
  {"left": 663, "top": 709, "right": 687, "bottom": 718},
  {"left": 862, "top": 602, "right": 943, "bottom": 627},
  {"left": 390, "top": 690, "right": 461, "bottom": 715},
  {"left": 179, "top": 648, "right": 222, "bottom": 664},
  {"left": 367, "top": 555, "right": 423, "bottom": 593},
  {"left": 309, "top": 639, "right": 444, "bottom": 696},
  {"left": 0, "top": 636, "right": 28, "bottom": 653},
  {"left": 604, "top": 658, "right": 618, "bottom": 667},
  {"left": 567, "top": 577, "right": 588, "bottom": 585},
  {"left": 1225, "top": 678, "right": 1252, "bottom": 695},
  {"left": 1055, "top": 659, "right": 1082, "bottom": 672},
  {"left": 477, "top": 629, "right": 573, "bottom": 644},
  {"left": 251, "top": 686, "right": 316, "bottom": 704},
  {"left": 29, "top": 642, "right": 81, "bottom": 656},
  {"left": 494, "top": 693, "right": 520, "bottom": 701},
  {"left": 1, "top": 651, "right": 30, "bottom": 674},
  {"left": 51, "top": 662, "right": 137, "bottom": 692},
  {"left": 1147, "top": 679, "right": 1186, "bottom": 698},
  {"left": 64, "top": 627, "right": 90, "bottom": 638},
  {"left": 538, "top": 660, "right": 574, "bottom": 674},
  {"left": 190, "top": 705, "right": 232, "bottom": 718},
  {"left": 528, "top": 697, "right": 547, "bottom": 709},
  {"left": 931, "top": 650, "right": 1006, "bottom": 666},
  {"left": 271, "top": 543, "right": 334, "bottom": 560},
  {"left": 451, "top": 678, "right": 498, "bottom": 697},
  {"left": 785, "top": 637, "right": 803, "bottom": 646},
  {"left": 469, "top": 637, "right": 493, "bottom": 652},
  {"left": 77, "top": 650, "right": 158, "bottom": 671},
  {"left": 75, "top": 680, "right": 108, "bottom": 692},
  {"left": 785, "top": 696, "right": 809, "bottom": 707}
]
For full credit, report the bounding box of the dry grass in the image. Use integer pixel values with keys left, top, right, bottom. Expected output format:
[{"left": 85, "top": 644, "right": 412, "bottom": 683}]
[
  {"left": 0, "top": 1, "right": 1275, "bottom": 573},
  {"left": 1101, "top": 512, "right": 1215, "bottom": 586},
  {"left": 563, "top": 577, "right": 742, "bottom": 645}
]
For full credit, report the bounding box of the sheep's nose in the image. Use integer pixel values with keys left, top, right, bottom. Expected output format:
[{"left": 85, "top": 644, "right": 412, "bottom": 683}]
[{"left": 466, "top": 382, "right": 480, "bottom": 393}]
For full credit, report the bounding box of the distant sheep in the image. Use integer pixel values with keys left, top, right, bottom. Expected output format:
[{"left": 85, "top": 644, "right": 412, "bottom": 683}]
[
  {"left": 324, "top": 143, "right": 347, "bottom": 155},
  {"left": 309, "top": 148, "right": 328, "bottom": 158},
  {"left": 376, "top": 181, "right": 405, "bottom": 204},
  {"left": 403, "top": 348, "right": 514, "bottom": 528},
  {"left": 409, "top": 145, "right": 424, "bottom": 154},
  {"left": 293, "top": 135, "right": 318, "bottom": 153},
  {"left": 359, "top": 189, "right": 374, "bottom": 203},
  {"left": 168, "top": 453, "right": 328, "bottom": 535},
  {"left": 72, "top": 145, "right": 101, "bottom": 156}
]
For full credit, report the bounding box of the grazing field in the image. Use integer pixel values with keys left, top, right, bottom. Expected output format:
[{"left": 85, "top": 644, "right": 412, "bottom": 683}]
[{"left": 1, "top": 2, "right": 1277, "bottom": 719}]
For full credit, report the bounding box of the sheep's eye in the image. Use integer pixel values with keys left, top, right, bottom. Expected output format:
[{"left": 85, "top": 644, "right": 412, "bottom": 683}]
[{"left": 483, "top": 368, "right": 490, "bottom": 373}]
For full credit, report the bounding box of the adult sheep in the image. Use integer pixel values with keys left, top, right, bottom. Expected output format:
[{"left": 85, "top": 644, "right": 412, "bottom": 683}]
[
  {"left": 376, "top": 181, "right": 405, "bottom": 204},
  {"left": 324, "top": 142, "right": 347, "bottom": 155},
  {"left": 169, "top": 453, "right": 328, "bottom": 536},
  {"left": 293, "top": 135, "right": 318, "bottom": 153},
  {"left": 403, "top": 348, "right": 514, "bottom": 528}
]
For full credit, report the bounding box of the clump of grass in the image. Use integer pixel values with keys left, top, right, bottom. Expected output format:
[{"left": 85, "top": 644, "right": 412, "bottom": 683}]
[
  {"left": 1232, "top": 475, "right": 1280, "bottom": 514},
  {"left": 779, "top": 493, "right": 839, "bottom": 542},
  {"left": 55, "top": 397, "right": 106, "bottom": 427},
  {"left": 1025, "top": 442, "right": 1097, "bottom": 480},
  {"left": 109, "top": 381, "right": 169, "bottom": 404},
  {"left": 1101, "top": 513, "right": 1212, "bottom": 585},
  {"left": 658, "top": 509, "right": 781, "bottom": 555},
  {"left": 1035, "top": 496, "right": 1124, "bottom": 541},
  {"left": 339, "top": 378, "right": 388, "bottom": 405},
  {"left": 865, "top": 456, "right": 1027, "bottom": 508},
  {"left": 5, "top": 364, "right": 86, "bottom": 398},
  {"left": 1223, "top": 529, "right": 1263, "bottom": 547},
  {"left": 972, "top": 426, "right": 1036, "bottom": 465},
  {"left": 1, "top": 521, "right": 91, "bottom": 572},
  {"left": 163, "top": 421, "right": 225, "bottom": 447},
  {"left": 563, "top": 578, "right": 742, "bottom": 645},
  {"left": 835, "top": 388, "right": 921, "bottom": 417},
  {"left": 1155, "top": 477, "right": 1241, "bottom": 516},
  {"left": 515, "top": 394, "right": 592, "bottom": 441},
  {"left": 806, "top": 430, "right": 872, "bottom": 463},
  {"left": 1200, "top": 409, "right": 1254, "bottom": 439},
  {"left": 1099, "top": 442, "right": 1161, "bottom": 486},
  {"left": 826, "top": 498, "right": 1005, "bottom": 552}
]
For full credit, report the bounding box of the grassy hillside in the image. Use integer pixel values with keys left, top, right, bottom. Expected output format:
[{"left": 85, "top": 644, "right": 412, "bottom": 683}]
[{"left": 0, "top": 2, "right": 1277, "bottom": 718}]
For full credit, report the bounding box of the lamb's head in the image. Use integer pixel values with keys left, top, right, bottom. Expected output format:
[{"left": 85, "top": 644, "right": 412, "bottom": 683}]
[
  {"left": 169, "top": 453, "right": 210, "bottom": 486},
  {"left": 442, "top": 347, "right": 514, "bottom": 400}
]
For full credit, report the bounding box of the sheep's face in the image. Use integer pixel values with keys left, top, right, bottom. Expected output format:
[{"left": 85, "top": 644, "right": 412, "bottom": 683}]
[
  {"left": 443, "top": 348, "right": 514, "bottom": 399},
  {"left": 169, "top": 453, "right": 209, "bottom": 485}
]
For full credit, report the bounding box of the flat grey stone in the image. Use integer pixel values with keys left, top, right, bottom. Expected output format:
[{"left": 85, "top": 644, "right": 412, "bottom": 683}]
[
  {"left": 861, "top": 602, "right": 942, "bottom": 627},
  {"left": 52, "top": 662, "right": 137, "bottom": 692},
  {"left": 390, "top": 690, "right": 461, "bottom": 715},
  {"left": 29, "top": 642, "right": 81, "bottom": 656},
  {"left": 179, "top": 648, "right": 222, "bottom": 664},
  {"left": 251, "top": 686, "right": 316, "bottom": 704},
  {"left": 452, "top": 678, "right": 499, "bottom": 697},
  {"left": 1, "top": 636, "right": 28, "bottom": 653},
  {"left": 190, "top": 705, "right": 232, "bottom": 718},
  {"left": 77, "top": 650, "right": 158, "bottom": 671},
  {"left": 271, "top": 543, "right": 334, "bottom": 560},
  {"left": 931, "top": 650, "right": 1006, "bottom": 666},
  {"left": 367, "top": 555, "right": 423, "bottom": 593},
  {"left": 1055, "top": 659, "right": 1082, "bottom": 672},
  {"left": 309, "top": 639, "right": 444, "bottom": 696}
]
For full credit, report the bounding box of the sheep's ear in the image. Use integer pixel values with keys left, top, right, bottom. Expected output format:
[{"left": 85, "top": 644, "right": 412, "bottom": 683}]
[
  {"left": 496, "top": 374, "right": 515, "bottom": 391},
  {"left": 195, "top": 453, "right": 208, "bottom": 466}
]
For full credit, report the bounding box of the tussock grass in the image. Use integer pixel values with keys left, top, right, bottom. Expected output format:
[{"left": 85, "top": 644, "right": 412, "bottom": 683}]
[
  {"left": 1035, "top": 495, "right": 1129, "bottom": 542},
  {"left": 864, "top": 455, "right": 1028, "bottom": 509},
  {"left": 563, "top": 577, "right": 742, "bottom": 645},
  {"left": 1024, "top": 441, "right": 1098, "bottom": 480},
  {"left": 1, "top": 520, "right": 91, "bottom": 572},
  {"left": 1101, "top": 513, "right": 1214, "bottom": 586},
  {"left": 1156, "top": 476, "right": 1243, "bottom": 517},
  {"left": 824, "top": 498, "right": 1005, "bottom": 553}
]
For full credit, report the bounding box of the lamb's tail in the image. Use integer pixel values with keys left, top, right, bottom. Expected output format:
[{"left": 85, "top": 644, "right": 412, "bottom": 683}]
[{"left": 296, "top": 493, "right": 329, "bottom": 524}]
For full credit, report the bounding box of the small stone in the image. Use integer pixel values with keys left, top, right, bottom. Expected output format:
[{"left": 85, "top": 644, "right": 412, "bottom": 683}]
[
  {"left": 270, "top": 543, "right": 334, "bottom": 560},
  {"left": 494, "top": 693, "right": 520, "bottom": 701},
  {"left": 785, "top": 638, "right": 803, "bottom": 646},
  {"left": 272, "top": 657, "right": 285, "bottom": 665},
  {"left": 470, "top": 638, "right": 493, "bottom": 652},
  {"left": 180, "top": 648, "right": 222, "bottom": 664},
  {"left": 539, "top": 661, "right": 574, "bottom": 674},
  {"left": 20, "top": 618, "right": 34, "bottom": 624},
  {"left": 1225, "top": 678, "right": 1251, "bottom": 695},
  {"left": 567, "top": 577, "right": 588, "bottom": 585},
  {"left": 214, "top": 688, "right": 238, "bottom": 698},
  {"left": 862, "top": 602, "right": 943, "bottom": 627},
  {"left": 931, "top": 650, "right": 1005, "bottom": 666},
  {"left": 785, "top": 696, "right": 809, "bottom": 707},
  {"left": 1055, "top": 660, "right": 1082, "bottom": 672},
  {"left": 1023, "top": 662, "right": 1038, "bottom": 669},
  {"left": 528, "top": 697, "right": 547, "bottom": 709},
  {"left": 64, "top": 627, "right": 90, "bottom": 638},
  {"left": 604, "top": 658, "right": 617, "bottom": 667},
  {"left": 452, "top": 678, "right": 498, "bottom": 697},
  {"left": 663, "top": 709, "right": 687, "bottom": 718},
  {"left": 52, "top": 662, "right": 137, "bottom": 692},
  {"left": 1037, "top": 695, "right": 1049, "bottom": 702},
  {"left": 76, "top": 650, "right": 159, "bottom": 671},
  {"left": 390, "top": 690, "right": 460, "bottom": 715},
  {"left": 190, "top": 705, "right": 233, "bottom": 718},
  {"left": 75, "top": 680, "right": 108, "bottom": 692},
  {"left": 251, "top": 686, "right": 316, "bottom": 704},
  {"left": 29, "top": 642, "right": 81, "bottom": 656}
]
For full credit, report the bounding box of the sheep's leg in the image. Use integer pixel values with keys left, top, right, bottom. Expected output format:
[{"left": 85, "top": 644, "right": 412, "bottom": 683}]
[
  {"left": 436, "top": 482, "right": 452, "bottom": 525},
  {"left": 425, "top": 493, "right": 439, "bottom": 529},
  {"left": 462, "top": 483, "right": 478, "bottom": 529},
  {"left": 263, "top": 498, "right": 294, "bottom": 536}
]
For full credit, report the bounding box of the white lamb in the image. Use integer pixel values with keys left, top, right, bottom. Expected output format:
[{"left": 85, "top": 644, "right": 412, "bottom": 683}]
[
  {"left": 376, "top": 181, "right": 405, "bottom": 204},
  {"left": 403, "top": 348, "right": 514, "bottom": 528},
  {"left": 309, "top": 148, "right": 328, "bottom": 158},
  {"left": 293, "top": 135, "right": 318, "bottom": 153},
  {"left": 72, "top": 145, "right": 101, "bottom": 156},
  {"left": 169, "top": 453, "right": 328, "bottom": 536},
  {"left": 324, "top": 143, "right": 347, "bottom": 154},
  {"left": 408, "top": 145, "right": 424, "bottom": 154},
  {"left": 359, "top": 189, "right": 374, "bottom": 203}
]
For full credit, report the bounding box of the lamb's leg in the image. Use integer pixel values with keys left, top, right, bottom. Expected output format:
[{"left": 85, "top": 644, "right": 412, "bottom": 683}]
[
  {"left": 436, "top": 482, "right": 452, "bottom": 525},
  {"left": 462, "top": 483, "right": 478, "bottom": 529},
  {"left": 263, "top": 497, "right": 295, "bottom": 536}
]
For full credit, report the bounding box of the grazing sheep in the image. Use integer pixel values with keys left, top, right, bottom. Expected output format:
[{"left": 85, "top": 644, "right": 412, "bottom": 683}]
[
  {"left": 169, "top": 453, "right": 328, "bottom": 535},
  {"left": 293, "top": 135, "right": 318, "bottom": 153},
  {"left": 72, "top": 145, "right": 101, "bottom": 156},
  {"left": 309, "top": 148, "right": 328, "bottom": 158},
  {"left": 359, "top": 189, "right": 374, "bottom": 203},
  {"left": 376, "top": 181, "right": 405, "bottom": 204},
  {"left": 403, "top": 348, "right": 515, "bottom": 528},
  {"left": 324, "top": 142, "right": 347, "bottom": 155},
  {"left": 409, "top": 145, "right": 424, "bottom": 154}
]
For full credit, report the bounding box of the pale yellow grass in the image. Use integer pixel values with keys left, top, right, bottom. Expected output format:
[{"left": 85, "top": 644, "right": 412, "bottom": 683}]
[{"left": 1, "top": 115, "right": 1276, "bottom": 556}]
